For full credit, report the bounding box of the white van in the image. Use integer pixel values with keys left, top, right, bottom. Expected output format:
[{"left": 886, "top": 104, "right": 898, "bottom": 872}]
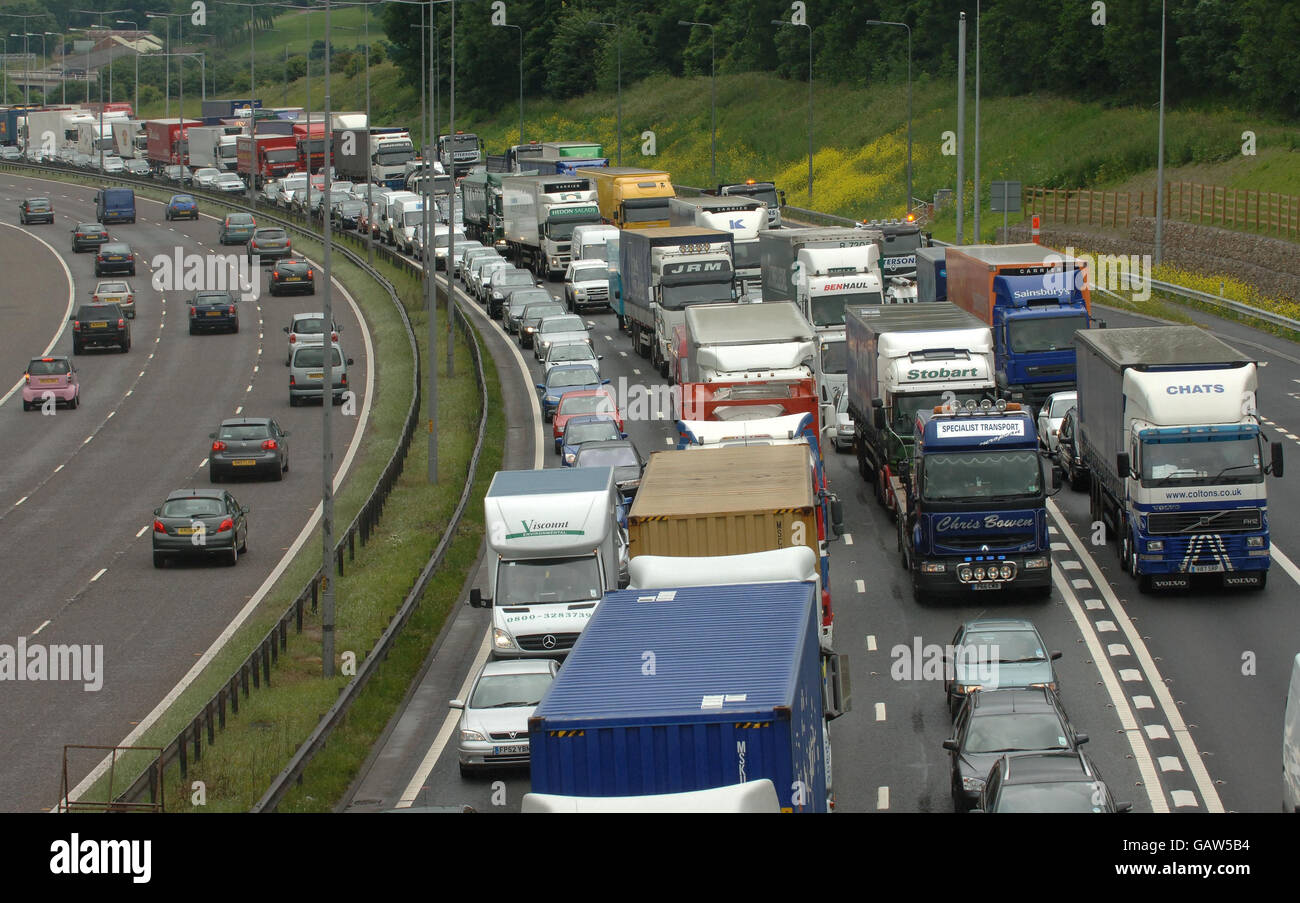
[
  {"left": 378, "top": 190, "right": 420, "bottom": 247},
  {"left": 390, "top": 195, "right": 425, "bottom": 254},
  {"left": 570, "top": 224, "right": 620, "bottom": 263},
  {"left": 1286, "top": 652, "right": 1300, "bottom": 812}
]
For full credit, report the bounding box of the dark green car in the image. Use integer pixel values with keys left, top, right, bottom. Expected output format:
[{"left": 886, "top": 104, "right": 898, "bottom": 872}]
[{"left": 219, "top": 212, "right": 257, "bottom": 245}]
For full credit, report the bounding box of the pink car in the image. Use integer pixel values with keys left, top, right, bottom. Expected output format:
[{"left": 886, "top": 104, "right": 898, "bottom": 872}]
[{"left": 22, "top": 356, "right": 80, "bottom": 410}]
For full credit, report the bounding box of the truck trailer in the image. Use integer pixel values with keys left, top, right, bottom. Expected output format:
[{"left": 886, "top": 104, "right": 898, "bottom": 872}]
[
  {"left": 186, "top": 124, "right": 238, "bottom": 171},
  {"left": 703, "top": 179, "right": 785, "bottom": 228},
  {"left": 144, "top": 118, "right": 201, "bottom": 170},
  {"left": 333, "top": 126, "right": 414, "bottom": 189},
  {"left": 669, "top": 195, "right": 767, "bottom": 299},
  {"left": 501, "top": 174, "right": 601, "bottom": 279},
  {"left": 1075, "top": 326, "right": 1282, "bottom": 592},
  {"left": 236, "top": 133, "right": 298, "bottom": 188}
]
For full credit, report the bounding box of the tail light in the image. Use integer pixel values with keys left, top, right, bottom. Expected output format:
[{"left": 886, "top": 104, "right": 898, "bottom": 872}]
[
  {"left": 307, "top": 270, "right": 314, "bottom": 279},
  {"left": 288, "top": 334, "right": 296, "bottom": 344},
  {"left": 92, "top": 294, "right": 99, "bottom": 302},
  {"left": 272, "top": 271, "right": 280, "bottom": 280},
  {"left": 117, "top": 319, "right": 125, "bottom": 327},
  {"left": 227, "top": 306, "right": 235, "bottom": 315},
  {"left": 23, "top": 372, "right": 29, "bottom": 383},
  {"left": 340, "top": 374, "right": 347, "bottom": 385},
  {"left": 289, "top": 374, "right": 296, "bottom": 386},
  {"left": 330, "top": 331, "right": 338, "bottom": 342},
  {"left": 72, "top": 320, "right": 81, "bottom": 331},
  {"left": 190, "top": 307, "right": 196, "bottom": 316},
  {"left": 126, "top": 294, "right": 133, "bottom": 304},
  {"left": 153, "top": 520, "right": 166, "bottom": 533},
  {"left": 217, "top": 518, "right": 234, "bottom": 533},
  {"left": 261, "top": 439, "right": 278, "bottom": 450},
  {"left": 212, "top": 440, "right": 227, "bottom": 452}
]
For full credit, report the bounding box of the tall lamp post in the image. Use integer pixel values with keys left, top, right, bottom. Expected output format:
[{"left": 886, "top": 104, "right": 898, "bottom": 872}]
[
  {"left": 493, "top": 17, "right": 522, "bottom": 146},
  {"left": 75, "top": 9, "right": 126, "bottom": 102},
  {"left": 115, "top": 20, "right": 139, "bottom": 111},
  {"left": 592, "top": 21, "right": 621, "bottom": 165},
  {"left": 146, "top": 11, "right": 186, "bottom": 116},
  {"left": 2, "top": 12, "right": 52, "bottom": 106},
  {"left": 677, "top": 20, "right": 715, "bottom": 185},
  {"left": 27, "top": 31, "right": 45, "bottom": 102},
  {"left": 216, "top": 1, "right": 260, "bottom": 204},
  {"left": 188, "top": 33, "right": 215, "bottom": 103},
  {"left": 772, "top": 15, "right": 813, "bottom": 206},
  {"left": 865, "top": 19, "right": 912, "bottom": 215},
  {"left": 1154, "top": 0, "right": 1167, "bottom": 267}
]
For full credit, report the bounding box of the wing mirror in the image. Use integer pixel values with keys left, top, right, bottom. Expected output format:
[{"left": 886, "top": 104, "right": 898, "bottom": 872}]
[
  {"left": 347, "top": 358, "right": 354, "bottom": 366},
  {"left": 830, "top": 497, "right": 845, "bottom": 536},
  {"left": 448, "top": 699, "right": 464, "bottom": 710},
  {"left": 1050, "top": 650, "right": 1063, "bottom": 661},
  {"left": 1075, "top": 733, "right": 1089, "bottom": 746},
  {"left": 942, "top": 739, "right": 959, "bottom": 752},
  {"left": 1270, "top": 441, "right": 1284, "bottom": 478},
  {"left": 1116, "top": 452, "right": 1132, "bottom": 479}
]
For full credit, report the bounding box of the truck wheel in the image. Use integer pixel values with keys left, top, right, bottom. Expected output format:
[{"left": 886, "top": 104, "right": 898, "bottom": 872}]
[{"left": 1120, "top": 529, "right": 1135, "bottom": 575}]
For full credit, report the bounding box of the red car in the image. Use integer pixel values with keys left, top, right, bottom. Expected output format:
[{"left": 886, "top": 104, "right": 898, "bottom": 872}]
[
  {"left": 552, "top": 388, "right": 622, "bottom": 454},
  {"left": 22, "top": 356, "right": 80, "bottom": 410}
]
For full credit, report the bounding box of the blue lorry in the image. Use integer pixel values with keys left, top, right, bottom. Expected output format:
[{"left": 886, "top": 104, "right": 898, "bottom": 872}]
[{"left": 892, "top": 402, "right": 1057, "bottom": 600}]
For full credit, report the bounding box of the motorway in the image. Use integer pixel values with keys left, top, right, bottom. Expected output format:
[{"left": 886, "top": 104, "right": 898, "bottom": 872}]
[
  {"left": 0, "top": 172, "right": 373, "bottom": 811},
  {"left": 344, "top": 239, "right": 1300, "bottom": 814}
]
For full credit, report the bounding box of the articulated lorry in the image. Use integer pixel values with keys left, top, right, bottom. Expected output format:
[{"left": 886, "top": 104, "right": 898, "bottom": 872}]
[
  {"left": 680, "top": 301, "right": 816, "bottom": 385},
  {"left": 501, "top": 174, "right": 601, "bottom": 279},
  {"left": 580, "top": 167, "right": 675, "bottom": 230},
  {"left": 200, "top": 98, "right": 260, "bottom": 124},
  {"left": 846, "top": 302, "right": 997, "bottom": 515},
  {"left": 187, "top": 124, "right": 238, "bottom": 171},
  {"left": 528, "top": 582, "right": 833, "bottom": 810},
  {"left": 294, "top": 119, "right": 327, "bottom": 174},
  {"left": 486, "top": 141, "right": 544, "bottom": 173},
  {"left": 236, "top": 133, "right": 298, "bottom": 188},
  {"left": 893, "top": 402, "right": 1056, "bottom": 600},
  {"left": 669, "top": 195, "right": 767, "bottom": 299},
  {"left": 333, "top": 126, "right": 414, "bottom": 190},
  {"left": 110, "top": 119, "right": 146, "bottom": 159},
  {"left": 460, "top": 168, "right": 513, "bottom": 246},
  {"left": 467, "top": 467, "right": 626, "bottom": 658},
  {"left": 1075, "top": 326, "right": 1282, "bottom": 592},
  {"left": 916, "top": 246, "right": 947, "bottom": 302},
  {"left": 75, "top": 119, "right": 115, "bottom": 157},
  {"left": 946, "top": 244, "right": 1092, "bottom": 408},
  {"left": 855, "top": 218, "right": 926, "bottom": 283},
  {"left": 437, "top": 131, "right": 481, "bottom": 178},
  {"left": 759, "top": 228, "right": 884, "bottom": 330},
  {"left": 619, "top": 226, "right": 734, "bottom": 375},
  {"left": 703, "top": 179, "right": 785, "bottom": 228},
  {"left": 145, "top": 118, "right": 202, "bottom": 170}
]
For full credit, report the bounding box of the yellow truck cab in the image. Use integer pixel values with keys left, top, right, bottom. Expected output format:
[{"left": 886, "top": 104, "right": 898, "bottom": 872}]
[{"left": 578, "top": 166, "right": 674, "bottom": 229}]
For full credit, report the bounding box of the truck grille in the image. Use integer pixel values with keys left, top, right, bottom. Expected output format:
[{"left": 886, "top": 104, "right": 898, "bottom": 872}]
[
  {"left": 938, "top": 534, "right": 1036, "bottom": 551},
  {"left": 585, "top": 286, "right": 609, "bottom": 301},
  {"left": 1148, "top": 509, "right": 1263, "bottom": 534},
  {"left": 1024, "top": 365, "right": 1074, "bottom": 378},
  {"left": 516, "top": 632, "right": 580, "bottom": 652}
]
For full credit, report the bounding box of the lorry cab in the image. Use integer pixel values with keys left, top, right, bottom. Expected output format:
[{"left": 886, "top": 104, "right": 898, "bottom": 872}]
[
  {"left": 796, "top": 244, "right": 883, "bottom": 329},
  {"left": 473, "top": 467, "right": 627, "bottom": 658},
  {"left": 95, "top": 187, "right": 136, "bottom": 225},
  {"left": 580, "top": 167, "right": 673, "bottom": 230}
]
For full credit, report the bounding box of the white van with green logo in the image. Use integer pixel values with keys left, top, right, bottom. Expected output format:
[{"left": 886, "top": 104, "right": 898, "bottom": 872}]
[{"left": 473, "top": 467, "right": 626, "bottom": 658}]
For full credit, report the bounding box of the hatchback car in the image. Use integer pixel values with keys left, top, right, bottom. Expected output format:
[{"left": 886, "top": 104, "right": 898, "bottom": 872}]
[
  {"left": 542, "top": 341, "right": 602, "bottom": 378},
  {"left": 165, "top": 194, "right": 198, "bottom": 221},
  {"left": 248, "top": 227, "right": 292, "bottom": 264},
  {"left": 214, "top": 172, "right": 246, "bottom": 193},
  {"left": 269, "top": 258, "right": 315, "bottom": 296},
  {"left": 974, "top": 751, "right": 1131, "bottom": 813},
  {"left": 552, "top": 388, "right": 623, "bottom": 452},
  {"left": 332, "top": 199, "right": 365, "bottom": 231},
  {"left": 22, "top": 356, "right": 79, "bottom": 411},
  {"left": 945, "top": 618, "right": 1063, "bottom": 717},
  {"left": 284, "top": 313, "right": 341, "bottom": 364},
  {"left": 288, "top": 343, "right": 353, "bottom": 406},
  {"left": 70, "top": 303, "right": 130, "bottom": 354},
  {"left": 519, "top": 301, "right": 567, "bottom": 350},
  {"left": 91, "top": 280, "right": 135, "bottom": 318},
  {"left": 192, "top": 167, "right": 222, "bottom": 189},
  {"left": 453, "top": 241, "right": 486, "bottom": 277},
  {"left": 209, "top": 418, "right": 289, "bottom": 482},
  {"left": 573, "top": 438, "right": 644, "bottom": 499},
  {"left": 470, "top": 257, "right": 510, "bottom": 303},
  {"left": 1054, "top": 406, "right": 1088, "bottom": 491},
  {"left": 94, "top": 241, "right": 136, "bottom": 277},
  {"left": 459, "top": 246, "right": 498, "bottom": 282},
  {"left": 944, "top": 687, "right": 1086, "bottom": 811},
  {"left": 451, "top": 658, "right": 559, "bottom": 777},
  {"left": 71, "top": 222, "right": 109, "bottom": 252},
  {"left": 503, "top": 287, "right": 553, "bottom": 335},
  {"left": 19, "top": 197, "right": 54, "bottom": 224},
  {"left": 1037, "top": 390, "right": 1077, "bottom": 453},
  {"left": 537, "top": 364, "right": 605, "bottom": 422},
  {"left": 189, "top": 290, "right": 239, "bottom": 334},
  {"left": 219, "top": 212, "right": 257, "bottom": 245},
  {"left": 151, "top": 488, "right": 249, "bottom": 568},
  {"left": 560, "top": 414, "right": 626, "bottom": 466},
  {"left": 534, "top": 314, "right": 592, "bottom": 361}
]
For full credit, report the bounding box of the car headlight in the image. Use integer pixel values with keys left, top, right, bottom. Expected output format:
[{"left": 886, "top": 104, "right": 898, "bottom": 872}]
[
  {"left": 921, "top": 562, "right": 946, "bottom": 574},
  {"left": 492, "top": 628, "right": 516, "bottom": 650},
  {"left": 1246, "top": 536, "right": 1264, "bottom": 548},
  {"left": 564, "top": 452, "right": 576, "bottom": 464},
  {"left": 524, "top": 326, "right": 536, "bottom": 334},
  {"left": 960, "top": 776, "right": 986, "bottom": 792},
  {"left": 541, "top": 341, "right": 552, "bottom": 352},
  {"left": 544, "top": 395, "right": 558, "bottom": 405},
  {"left": 459, "top": 729, "right": 487, "bottom": 743},
  {"left": 1146, "top": 540, "right": 1164, "bottom": 552}
]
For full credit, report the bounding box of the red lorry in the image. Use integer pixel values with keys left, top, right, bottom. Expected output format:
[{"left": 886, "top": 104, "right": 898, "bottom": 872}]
[
  {"left": 293, "top": 120, "right": 327, "bottom": 174},
  {"left": 144, "top": 118, "right": 201, "bottom": 170},
  {"left": 236, "top": 133, "right": 298, "bottom": 188}
]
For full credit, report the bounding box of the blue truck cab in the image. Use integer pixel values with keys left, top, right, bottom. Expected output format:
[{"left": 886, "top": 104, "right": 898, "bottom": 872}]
[
  {"left": 898, "top": 402, "right": 1056, "bottom": 599},
  {"left": 95, "top": 187, "right": 136, "bottom": 225}
]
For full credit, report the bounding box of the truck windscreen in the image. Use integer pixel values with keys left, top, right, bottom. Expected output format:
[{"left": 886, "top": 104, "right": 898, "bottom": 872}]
[
  {"left": 1140, "top": 435, "right": 1263, "bottom": 486},
  {"left": 496, "top": 556, "right": 601, "bottom": 606},
  {"left": 266, "top": 149, "right": 297, "bottom": 164},
  {"left": 880, "top": 231, "right": 923, "bottom": 255},
  {"left": 812, "top": 291, "right": 884, "bottom": 327},
  {"left": 891, "top": 392, "right": 993, "bottom": 434},
  {"left": 821, "top": 341, "right": 846, "bottom": 375},
  {"left": 729, "top": 185, "right": 778, "bottom": 209},
  {"left": 661, "top": 281, "right": 733, "bottom": 308},
  {"left": 922, "top": 450, "right": 1042, "bottom": 501},
  {"left": 1008, "top": 313, "right": 1087, "bottom": 353},
  {"left": 220, "top": 144, "right": 237, "bottom": 158},
  {"left": 546, "top": 213, "right": 601, "bottom": 241},
  {"left": 733, "top": 241, "right": 762, "bottom": 270},
  {"left": 622, "top": 199, "right": 669, "bottom": 223}
]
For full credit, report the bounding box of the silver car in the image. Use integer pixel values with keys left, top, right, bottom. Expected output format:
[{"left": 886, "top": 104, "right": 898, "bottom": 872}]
[
  {"left": 460, "top": 246, "right": 498, "bottom": 282},
  {"left": 542, "top": 341, "right": 602, "bottom": 378},
  {"left": 288, "top": 342, "right": 354, "bottom": 406},
  {"left": 248, "top": 227, "right": 292, "bottom": 264},
  {"left": 450, "top": 658, "right": 559, "bottom": 777},
  {"left": 284, "top": 312, "right": 342, "bottom": 364},
  {"left": 453, "top": 240, "right": 486, "bottom": 277},
  {"left": 209, "top": 417, "right": 290, "bottom": 482},
  {"left": 503, "top": 286, "right": 553, "bottom": 334},
  {"left": 534, "top": 314, "right": 592, "bottom": 361},
  {"left": 564, "top": 260, "right": 610, "bottom": 313},
  {"left": 469, "top": 256, "right": 509, "bottom": 302},
  {"left": 1037, "top": 390, "right": 1078, "bottom": 453}
]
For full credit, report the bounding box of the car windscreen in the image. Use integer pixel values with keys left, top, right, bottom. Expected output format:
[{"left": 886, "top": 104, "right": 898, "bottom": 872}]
[
  {"left": 162, "top": 498, "right": 224, "bottom": 518},
  {"left": 566, "top": 419, "right": 621, "bottom": 445},
  {"left": 508, "top": 291, "right": 551, "bottom": 311},
  {"left": 542, "top": 316, "right": 585, "bottom": 333},
  {"left": 172, "top": 196, "right": 195, "bottom": 204},
  {"left": 195, "top": 293, "right": 233, "bottom": 305},
  {"left": 26, "top": 199, "right": 50, "bottom": 210},
  {"left": 549, "top": 344, "right": 595, "bottom": 362},
  {"left": 523, "top": 305, "right": 565, "bottom": 323},
  {"left": 963, "top": 714, "right": 1072, "bottom": 754},
  {"left": 97, "top": 283, "right": 128, "bottom": 293},
  {"left": 293, "top": 347, "right": 344, "bottom": 368},
  {"left": 255, "top": 230, "right": 287, "bottom": 241},
  {"left": 28, "top": 359, "right": 69, "bottom": 376},
  {"left": 1048, "top": 396, "right": 1076, "bottom": 419},
  {"left": 468, "top": 672, "right": 554, "bottom": 709},
  {"left": 572, "top": 265, "right": 606, "bottom": 282},
  {"left": 496, "top": 272, "right": 533, "bottom": 286},
  {"left": 228, "top": 214, "right": 255, "bottom": 225},
  {"left": 433, "top": 232, "right": 466, "bottom": 248},
  {"left": 219, "top": 424, "right": 271, "bottom": 440},
  {"left": 995, "top": 782, "right": 1104, "bottom": 813},
  {"left": 293, "top": 318, "right": 327, "bottom": 334},
  {"left": 495, "top": 555, "right": 601, "bottom": 606},
  {"left": 548, "top": 368, "right": 599, "bottom": 389},
  {"left": 559, "top": 394, "right": 615, "bottom": 417},
  {"left": 957, "top": 631, "right": 1046, "bottom": 664},
  {"left": 576, "top": 446, "right": 638, "bottom": 469}
]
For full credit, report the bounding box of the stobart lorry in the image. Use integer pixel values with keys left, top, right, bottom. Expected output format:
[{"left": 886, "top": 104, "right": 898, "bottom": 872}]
[
  {"left": 468, "top": 467, "right": 627, "bottom": 658},
  {"left": 669, "top": 196, "right": 767, "bottom": 299},
  {"left": 620, "top": 226, "right": 734, "bottom": 376},
  {"left": 1074, "top": 326, "right": 1283, "bottom": 592},
  {"left": 579, "top": 166, "right": 674, "bottom": 230},
  {"left": 502, "top": 174, "right": 601, "bottom": 279},
  {"left": 893, "top": 402, "right": 1057, "bottom": 600},
  {"left": 945, "top": 244, "right": 1091, "bottom": 407},
  {"left": 846, "top": 302, "right": 997, "bottom": 514}
]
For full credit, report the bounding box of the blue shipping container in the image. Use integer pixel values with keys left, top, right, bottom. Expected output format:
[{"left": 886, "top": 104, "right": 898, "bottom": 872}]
[{"left": 529, "top": 582, "right": 827, "bottom": 811}]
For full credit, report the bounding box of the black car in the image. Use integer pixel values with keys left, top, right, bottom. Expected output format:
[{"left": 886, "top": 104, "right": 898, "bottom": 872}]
[
  {"left": 974, "top": 751, "right": 1132, "bottom": 813},
  {"left": 209, "top": 418, "right": 289, "bottom": 482},
  {"left": 1054, "top": 406, "right": 1088, "bottom": 491},
  {"left": 518, "top": 301, "right": 567, "bottom": 350},
  {"left": 269, "top": 258, "right": 316, "bottom": 296},
  {"left": 944, "top": 687, "right": 1086, "bottom": 812},
  {"left": 71, "top": 222, "right": 109, "bottom": 253},
  {"left": 487, "top": 269, "right": 538, "bottom": 320},
  {"left": 189, "top": 291, "right": 239, "bottom": 334},
  {"left": 152, "top": 488, "right": 249, "bottom": 568},
  {"left": 332, "top": 200, "right": 365, "bottom": 231},
  {"left": 94, "top": 241, "right": 137, "bottom": 277},
  {"left": 19, "top": 197, "right": 54, "bottom": 224},
  {"left": 71, "top": 303, "right": 130, "bottom": 354}
]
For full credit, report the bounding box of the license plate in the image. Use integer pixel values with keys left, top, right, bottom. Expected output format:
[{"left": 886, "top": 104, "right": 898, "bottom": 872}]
[
  {"left": 971, "top": 582, "right": 1003, "bottom": 591},
  {"left": 492, "top": 745, "right": 528, "bottom": 756},
  {"left": 39, "top": 378, "right": 57, "bottom": 384},
  {"left": 1190, "top": 563, "right": 1224, "bottom": 573},
  {"left": 206, "top": 310, "right": 223, "bottom": 316},
  {"left": 108, "top": 256, "right": 123, "bottom": 262},
  {"left": 89, "top": 322, "right": 107, "bottom": 328},
  {"left": 308, "top": 372, "right": 323, "bottom": 379},
  {"left": 231, "top": 459, "right": 256, "bottom": 466},
  {"left": 175, "top": 526, "right": 197, "bottom": 535},
  {"left": 285, "top": 277, "right": 303, "bottom": 282}
]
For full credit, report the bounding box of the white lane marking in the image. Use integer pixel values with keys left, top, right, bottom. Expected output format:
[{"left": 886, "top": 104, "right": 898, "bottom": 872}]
[
  {"left": 1170, "top": 790, "right": 1199, "bottom": 808},
  {"left": 1119, "top": 669, "right": 1142, "bottom": 681},
  {"left": 106, "top": 411, "right": 115, "bottom": 420},
  {"left": 854, "top": 579, "right": 865, "bottom": 593},
  {"left": 32, "top": 620, "right": 51, "bottom": 636},
  {"left": 1145, "top": 724, "right": 1170, "bottom": 740},
  {"left": 1096, "top": 620, "right": 1117, "bottom": 632},
  {"left": 135, "top": 524, "right": 149, "bottom": 538},
  {"left": 53, "top": 464, "right": 63, "bottom": 473},
  {"left": 874, "top": 702, "right": 886, "bottom": 721},
  {"left": 664, "top": 437, "right": 673, "bottom": 445},
  {"left": 619, "top": 351, "right": 627, "bottom": 357},
  {"left": 1060, "top": 560, "right": 1082, "bottom": 570},
  {"left": 1070, "top": 578, "right": 1090, "bottom": 589},
  {"left": 632, "top": 368, "right": 641, "bottom": 375},
  {"left": 1158, "top": 756, "right": 1184, "bottom": 773},
  {"left": 235, "top": 406, "right": 243, "bottom": 414},
  {"left": 1270, "top": 543, "right": 1300, "bottom": 587},
  {"left": 1052, "top": 561, "right": 1168, "bottom": 812},
  {"left": 843, "top": 534, "right": 853, "bottom": 545},
  {"left": 1049, "top": 499, "right": 1223, "bottom": 812},
  {"left": 1107, "top": 644, "right": 1130, "bottom": 656},
  {"left": 1084, "top": 598, "right": 1103, "bottom": 610},
  {"left": 876, "top": 786, "right": 889, "bottom": 810},
  {"left": 90, "top": 568, "right": 106, "bottom": 582},
  {"left": 395, "top": 632, "right": 492, "bottom": 808},
  {"left": 82, "top": 436, "right": 92, "bottom": 446},
  {"left": 1133, "top": 696, "right": 1155, "bottom": 710},
  {"left": 14, "top": 496, "right": 27, "bottom": 507},
  {"left": 200, "top": 458, "right": 208, "bottom": 468},
  {"left": 866, "top": 635, "right": 877, "bottom": 651},
  {"left": 0, "top": 222, "right": 76, "bottom": 409}
]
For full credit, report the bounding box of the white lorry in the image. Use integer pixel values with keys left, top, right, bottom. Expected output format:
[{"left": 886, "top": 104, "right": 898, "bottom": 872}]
[
  {"left": 570, "top": 224, "right": 620, "bottom": 263},
  {"left": 187, "top": 124, "right": 238, "bottom": 171},
  {"left": 669, "top": 195, "right": 767, "bottom": 299},
  {"left": 469, "top": 467, "right": 628, "bottom": 658},
  {"left": 682, "top": 301, "right": 817, "bottom": 384},
  {"left": 502, "top": 174, "right": 602, "bottom": 279},
  {"left": 759, "top": 228, "right": 885, "bottom": 330},
  {"left": 111, "top": 119, "right": 147, "bottom": 160},
  {"left": 75, "top": 119, "right": 115, "bottom": 157}
]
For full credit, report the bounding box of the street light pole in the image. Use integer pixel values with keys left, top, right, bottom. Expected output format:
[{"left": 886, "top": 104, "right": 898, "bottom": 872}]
[
  {"left": 1154, "top": 0, "right": 1167, "bottom": 267},
  {"left": 593, "top": 21, "right": 621, "bottom": 165},
  {"left": 956, "top": 12, "right": 966, "bottom": 245},
  {"left": 772, "top": 16, "right": 813, "bottom": 205},
  {"left": 493, "top": 18, "right": 523, "bottom": 146},
  {"left": 216, "top": 1, "right": 259, "bottom": 204},
  {"left": 115, "top": 21, "right": 138, "bottom": 112},
  {"left": 678, "top": 20, "right": 715, "bottom": 185},
  {"left": 865, "top": 19, "right": 912, "bottom": 215},
  {"left": 320, "top": 0, "right": 336, "bottom": 679},
  {"left": 973, "top": 0, "right": 981, "bottom": 240}
]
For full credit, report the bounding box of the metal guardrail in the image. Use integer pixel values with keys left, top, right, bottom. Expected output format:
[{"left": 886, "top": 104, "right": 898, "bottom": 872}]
[{"left": 3, "top": 160, "right": 485, "bottom": 811}]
